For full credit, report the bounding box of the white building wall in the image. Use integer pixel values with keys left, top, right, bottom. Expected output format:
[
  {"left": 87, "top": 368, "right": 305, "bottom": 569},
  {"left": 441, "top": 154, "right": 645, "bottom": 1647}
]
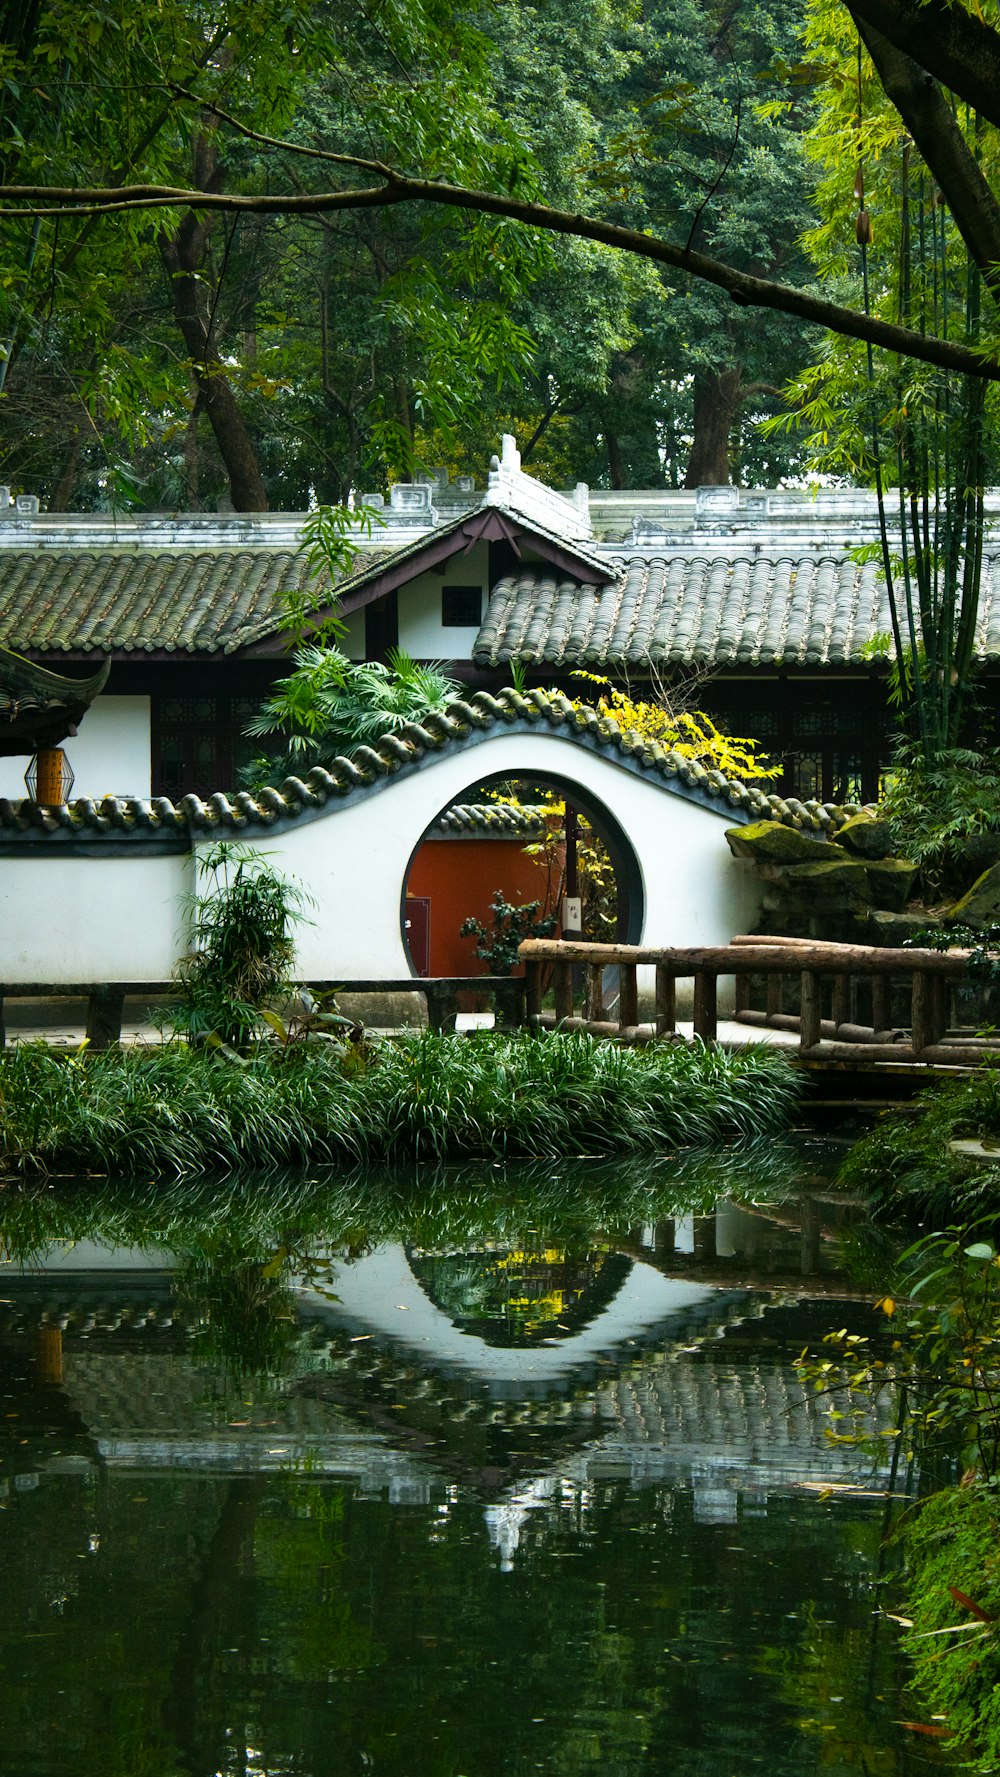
[
  {"left": 0, "top": 730, "right": 762, "bottom": 985},
  {"left": 0, "top": 696, "right": 151, "bottom": 801}
]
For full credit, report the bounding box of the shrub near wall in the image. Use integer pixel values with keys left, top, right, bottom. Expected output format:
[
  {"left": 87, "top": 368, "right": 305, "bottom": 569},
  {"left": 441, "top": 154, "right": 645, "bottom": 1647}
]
[{"left": 0, "top": 1032, "right": 799, "bottom": 1178}]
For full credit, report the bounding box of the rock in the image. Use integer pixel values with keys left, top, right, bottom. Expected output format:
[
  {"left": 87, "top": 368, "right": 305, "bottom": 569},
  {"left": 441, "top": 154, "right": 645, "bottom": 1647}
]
[
  {"left": 864, "top": 858, "right": 918, "bottom": 912},
  {"left": 948, "top": 862, "right": 1000, "bottom": 926},
  {"left": 833, "top": 813, "right": 893, "bottom": 859},
  {"left": 725, "top": 820, "right": 844, "bottom": 865},
  {"left": 865, "top": 909, "right": 938, "bottom": 944},
  {"left": 758, "top": 857, "right": 873, "bottom": 908},
  {"left": 960, "top": 833, "right": 1000, "bottom": 878}
]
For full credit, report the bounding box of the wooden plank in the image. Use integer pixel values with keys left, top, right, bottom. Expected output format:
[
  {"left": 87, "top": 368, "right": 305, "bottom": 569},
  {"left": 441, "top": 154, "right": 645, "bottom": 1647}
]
[
  {"left": 655, "top": 965, "right": 676, "bottom": 1036},
  {"left": 692, "top": 972, "right": 718, "bottom": 1042},
  {"left": 619, "top": 963, "right": 639, "bottom": 1030},
  {"left": 799, "top": 971, "right": 822, "bottom": 1049}
]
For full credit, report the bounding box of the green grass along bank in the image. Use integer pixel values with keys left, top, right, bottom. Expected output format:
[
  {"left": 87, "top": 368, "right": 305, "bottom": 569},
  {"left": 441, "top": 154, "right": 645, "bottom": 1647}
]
[{"left": 0, "top": 1030, "right": 799, "bottom": 1180}]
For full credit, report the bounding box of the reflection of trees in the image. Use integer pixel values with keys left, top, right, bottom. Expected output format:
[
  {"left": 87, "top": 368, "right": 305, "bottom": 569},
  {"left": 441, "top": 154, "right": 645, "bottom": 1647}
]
[{"left": 175, "top": 1243, "right": 301, "bottom": 1384}]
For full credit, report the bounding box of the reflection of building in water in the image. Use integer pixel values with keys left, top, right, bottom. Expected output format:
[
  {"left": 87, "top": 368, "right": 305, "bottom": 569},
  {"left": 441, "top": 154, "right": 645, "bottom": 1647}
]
[{"left": 0, "top": 1217, "right": 899, "bottom": 1569}]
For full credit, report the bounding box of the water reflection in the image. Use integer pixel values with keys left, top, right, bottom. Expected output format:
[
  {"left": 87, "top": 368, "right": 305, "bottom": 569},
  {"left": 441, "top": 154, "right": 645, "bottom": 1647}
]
[{"left": 0, "top": 1148, "right": 952, "bottom": 1776}]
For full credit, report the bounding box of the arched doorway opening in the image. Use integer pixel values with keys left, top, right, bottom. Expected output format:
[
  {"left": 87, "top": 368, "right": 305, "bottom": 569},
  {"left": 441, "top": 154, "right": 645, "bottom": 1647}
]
[{"left": 400, "top": 770, "right": 644, "bottom": 979}]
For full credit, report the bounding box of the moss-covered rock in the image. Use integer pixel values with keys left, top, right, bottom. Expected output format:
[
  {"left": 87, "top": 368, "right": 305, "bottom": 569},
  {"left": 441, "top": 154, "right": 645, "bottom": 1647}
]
[
  {"left": 832, "top": 812, "right": 893, "bottom": 859},
  {"left": 864, "top": 857, "right": 918, "bottom": 911},
  {"left": 725, "top": 820, "right": 844, "bottom": 865},
  {"left": 948, "top": 862, "right": 1000, "bottom": 925},
  {"left": 758, "top": 857, "right": 873, "bottom": 908}
]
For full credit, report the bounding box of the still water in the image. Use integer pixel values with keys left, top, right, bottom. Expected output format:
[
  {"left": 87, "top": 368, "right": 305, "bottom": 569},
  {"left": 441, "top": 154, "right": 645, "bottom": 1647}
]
[{"left": 0, "top": 1147, "right": 952, "bottom": 1776}]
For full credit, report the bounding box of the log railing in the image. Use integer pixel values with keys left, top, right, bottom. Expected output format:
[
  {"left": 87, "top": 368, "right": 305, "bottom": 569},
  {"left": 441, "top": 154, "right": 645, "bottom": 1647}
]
[
  {"left": 518, "top": 936, "right": 995, "bottom": 1064},
  {"left": 0, "top": 976, "right": 526, "bottom": 1049}
]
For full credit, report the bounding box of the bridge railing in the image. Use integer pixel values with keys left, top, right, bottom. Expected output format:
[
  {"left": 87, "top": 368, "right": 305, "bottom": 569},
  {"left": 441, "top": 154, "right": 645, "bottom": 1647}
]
[{"left": 518, "top": 936, "right": 997, "bottom": 1063}]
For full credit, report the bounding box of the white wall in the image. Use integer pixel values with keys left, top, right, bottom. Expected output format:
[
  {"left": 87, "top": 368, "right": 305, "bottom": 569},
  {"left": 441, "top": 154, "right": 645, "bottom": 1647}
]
[
  {"left": 0, "top": 696, "right": 151, "bottom": 802},
  {"left": 0, "top": 729, "right": 762, "bottom": 985},
  {"left": 0, "top": 851, "right": 190, "bottom": 983},
  {"left": 397, "top": 542, "right": 489, "bottom": 660}
]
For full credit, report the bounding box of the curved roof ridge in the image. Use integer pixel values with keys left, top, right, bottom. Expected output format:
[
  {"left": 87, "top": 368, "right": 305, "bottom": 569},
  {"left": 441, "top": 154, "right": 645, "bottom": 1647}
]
[{"left": 0, "top": 687, "right": 865, "bottom": 843}]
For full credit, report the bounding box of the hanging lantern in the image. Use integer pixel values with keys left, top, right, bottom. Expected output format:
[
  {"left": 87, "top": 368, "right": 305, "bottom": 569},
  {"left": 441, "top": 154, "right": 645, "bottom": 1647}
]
[{"left": 24, "top": 747, "right": 75, "bottom": 805}]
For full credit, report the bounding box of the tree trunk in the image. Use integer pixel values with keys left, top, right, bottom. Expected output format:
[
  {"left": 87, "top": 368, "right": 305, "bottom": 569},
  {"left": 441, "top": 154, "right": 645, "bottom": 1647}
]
[
  {"left": 684, "top": 367, "right": 742, "bottom": 487},
  {"left": 606, "top": 428, "right": 625, "bottom": 489},
  {"left": 158, "top": 139, "right": 268, "bottom": 512},
  {"left": 47, "top": 433, "right": 82, "bottom": 511}
]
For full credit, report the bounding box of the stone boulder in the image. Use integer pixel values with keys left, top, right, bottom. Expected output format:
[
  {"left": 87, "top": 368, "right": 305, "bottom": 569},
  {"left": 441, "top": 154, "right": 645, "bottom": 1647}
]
[
  {"left": 832, "top": 813, "right": 893, "bottom": 859},
  {"left": 864, "top": 858, "right": 918, "bottom": 912},
  {"left": 725, "top": 820, "right": 843, "bottom": 865},
  {"left": 758, "top": 857, "right": 873, "bottom": 910},
  {"left": 948, "top": 862, "right": 1000, "bottom": 926}
]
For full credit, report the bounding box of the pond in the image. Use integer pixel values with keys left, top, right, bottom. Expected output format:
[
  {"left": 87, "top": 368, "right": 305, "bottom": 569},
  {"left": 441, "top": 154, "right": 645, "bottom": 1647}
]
[{"left": 0, "top": 1145, "right": 954, "bottom": 1777}]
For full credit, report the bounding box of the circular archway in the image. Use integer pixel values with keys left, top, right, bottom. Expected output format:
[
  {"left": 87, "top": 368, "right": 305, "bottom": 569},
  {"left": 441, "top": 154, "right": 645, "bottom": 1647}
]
[{"left": 400, "top": 769, "right": 644, "bottom": 979}]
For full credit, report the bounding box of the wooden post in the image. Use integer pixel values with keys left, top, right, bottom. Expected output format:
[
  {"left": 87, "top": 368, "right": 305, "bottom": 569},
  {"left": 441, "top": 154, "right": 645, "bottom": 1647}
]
[
  {"left": 832, "top": 973, "right": 851, "bottom": 1031},
  {"left": 766, "top": 973, "right": 783, "bottom": 1021},
  {"left": 86, "top": 985, "right": 125, "bottom": 1050},
  {"left": 934, "top": 974, "right": 950, "bottom": 1041},
  {"left": 619, "top": 963, "right": 639, "bottom": 1031},
  {"left": 871, "top": 974, "right": 893, "bottom": 1033},
  {"left": 692, "top": 972, "right": 717, "bottom": 1042},
  {"left": 733, "top": 972, "right": 751, "bottom": 1016},
  {"left": 655, "top": 965, "right": 676, "bottom": 1036},
  {"left": 586, "top": 964, "right": 604, "bottom": 1022},
  {"left": 525, "top": 960, "right": 542, "bottom": 1027},
  {"left": 911, "top": 971, "right": 942, "bottom": 1053},
  {"left": 554, "top": 959, "right": 574, "bottom": 1023},
  {"left": 426, "top": 985, "right": 457, "bottom": 1033},
  {"left": 799, "top": 971, "right": 821, "bottom": 1049}
]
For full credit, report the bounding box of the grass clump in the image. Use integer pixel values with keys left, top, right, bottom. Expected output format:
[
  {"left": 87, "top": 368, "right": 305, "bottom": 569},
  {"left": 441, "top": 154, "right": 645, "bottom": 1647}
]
[
  {"left": 898, "top": 1487, "right": 1000, "bottom": 1770},
  {"left": 0, "top": 1030, "right": 798, "bottom": 1179},
  {"left": 838, "top": 1066, "right": 1000, "bottom": 1220}
]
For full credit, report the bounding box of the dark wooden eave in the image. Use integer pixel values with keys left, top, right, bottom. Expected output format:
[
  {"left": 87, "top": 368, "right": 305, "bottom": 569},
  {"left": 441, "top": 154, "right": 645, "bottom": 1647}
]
[{"left": 0, "top": 647, "right": 111, "bottom": 757}]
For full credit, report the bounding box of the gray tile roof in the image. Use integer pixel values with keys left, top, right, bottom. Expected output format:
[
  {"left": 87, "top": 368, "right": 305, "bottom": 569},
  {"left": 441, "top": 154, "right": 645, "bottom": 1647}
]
[
  {"left": 0, "top": 687, "right": 862, "bottom": 844},
  {"left": 431, "top": 803, "right": 548, "bottom": 836},
  {"left": 0, "top": 547, "right": 395, "bottom": 655},
  {"left": 474, "top": 553, "right": 1000, "bottom": 668}
]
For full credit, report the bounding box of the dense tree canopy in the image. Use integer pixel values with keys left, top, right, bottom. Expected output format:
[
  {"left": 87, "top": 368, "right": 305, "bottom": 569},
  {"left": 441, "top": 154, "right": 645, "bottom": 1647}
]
[{"left": 3, "top": 0, "right": 1000, "bottom": 507}]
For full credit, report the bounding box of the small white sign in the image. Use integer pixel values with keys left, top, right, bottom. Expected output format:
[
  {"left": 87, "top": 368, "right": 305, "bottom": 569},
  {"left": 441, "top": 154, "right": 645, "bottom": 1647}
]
[{"left": 561, "top": 895, "right": 582, "bottom": 934}]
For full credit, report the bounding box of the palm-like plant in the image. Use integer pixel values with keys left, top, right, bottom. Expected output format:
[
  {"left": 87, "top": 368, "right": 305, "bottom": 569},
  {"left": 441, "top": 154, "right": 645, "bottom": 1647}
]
[{"left": 244, "top": 643, "right": 460, "bottom": 777}]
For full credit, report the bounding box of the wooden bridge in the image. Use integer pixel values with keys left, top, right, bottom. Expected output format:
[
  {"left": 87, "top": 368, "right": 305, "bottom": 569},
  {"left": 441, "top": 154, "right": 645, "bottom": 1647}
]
[{"left": 518, "top": 935, "right": 999, "bottom": 1072}]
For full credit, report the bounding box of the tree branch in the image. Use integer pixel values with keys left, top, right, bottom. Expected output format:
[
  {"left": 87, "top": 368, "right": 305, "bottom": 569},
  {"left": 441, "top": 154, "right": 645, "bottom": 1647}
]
[
  {"left": 854, "top": 16, "right": 1000, "bottom": 305},
  {"left": 846, "top": 0, "right": 1000, "bottom": 132},
  {"left": 1, "top": 172, "right": 998, "bottom": 378}
]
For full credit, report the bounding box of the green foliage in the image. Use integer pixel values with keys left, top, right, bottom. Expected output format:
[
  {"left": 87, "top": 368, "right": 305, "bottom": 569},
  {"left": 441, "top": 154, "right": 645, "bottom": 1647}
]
[
  {"left": 459, "top": 891, "right": 557, "bottom": 975},
  {"left": 838, "top": 1068, "right": 1000, "bottom": 1221},
  {"left": 171, "top": 844, "right": 305, "bottom": 1048},
  {"left": 879, "top": 747, "right": 1000, "bottom": 902},
  {"left": 899, "top": 1486, "right": 1000, "bottom": 1772},
  {"left": 243, "top": 644, "right": 460, "bottom": 779},
  {"left": 0, "top": 1029, "right": 799, "bottom": 1177}
]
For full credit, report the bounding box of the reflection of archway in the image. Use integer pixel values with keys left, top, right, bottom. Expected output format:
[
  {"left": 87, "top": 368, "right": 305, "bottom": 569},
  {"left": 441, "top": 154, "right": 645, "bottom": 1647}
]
[
  {"left": 401, "top": 770, "right": 644, "bottom": 978},
  {"left": 404, "top": 1247, "right": 633, "bottom": 1348}
]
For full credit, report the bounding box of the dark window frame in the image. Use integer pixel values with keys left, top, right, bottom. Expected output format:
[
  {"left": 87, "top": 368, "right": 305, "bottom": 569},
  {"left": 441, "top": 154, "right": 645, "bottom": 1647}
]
[{"left": 442, "top": 584, "right": 483, "bottom": 628}]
